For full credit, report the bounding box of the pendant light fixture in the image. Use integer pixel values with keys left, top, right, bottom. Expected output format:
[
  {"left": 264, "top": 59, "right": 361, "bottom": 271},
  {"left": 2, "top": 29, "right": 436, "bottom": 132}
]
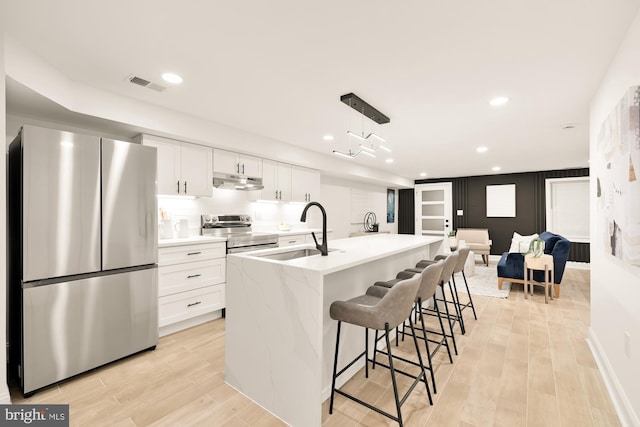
[{"left": 333, "top": 93, "right": 391, "bottom": 159}]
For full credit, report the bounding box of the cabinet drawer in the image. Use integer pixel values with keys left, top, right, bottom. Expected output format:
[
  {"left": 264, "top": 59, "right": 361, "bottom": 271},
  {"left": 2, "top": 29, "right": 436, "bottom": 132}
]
[
  {"left": 159, "top": 284, "right": 225, "bottom": 327},
  {"left": 158, "top": 258, "right": 226, "bottom": 297},
  {"left": 278, "top": 235, "right": 306, "bottom": 247},
  {"left": 159, "top": 242, "right": 226, "bottom": 266}
]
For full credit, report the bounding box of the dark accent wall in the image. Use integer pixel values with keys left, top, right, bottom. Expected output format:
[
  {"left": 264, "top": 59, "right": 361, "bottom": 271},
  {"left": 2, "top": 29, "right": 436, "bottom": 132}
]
[
  {"left": 410, "top": 168, "right": 590, "bottom": 262},
  {"left": 398, "top": 189, "right": 415, "bottom": 234}
]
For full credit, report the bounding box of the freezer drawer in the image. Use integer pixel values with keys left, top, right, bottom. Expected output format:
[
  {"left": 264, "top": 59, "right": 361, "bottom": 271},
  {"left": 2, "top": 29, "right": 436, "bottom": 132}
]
[{"left": 21, "top": 267, "right": 158, "bottom": 394}]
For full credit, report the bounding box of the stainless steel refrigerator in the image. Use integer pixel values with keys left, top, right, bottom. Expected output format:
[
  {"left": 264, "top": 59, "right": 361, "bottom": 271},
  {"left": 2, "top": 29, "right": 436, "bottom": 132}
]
[{"left": 8, "top": 125, "right": 159, "bottom": 396}]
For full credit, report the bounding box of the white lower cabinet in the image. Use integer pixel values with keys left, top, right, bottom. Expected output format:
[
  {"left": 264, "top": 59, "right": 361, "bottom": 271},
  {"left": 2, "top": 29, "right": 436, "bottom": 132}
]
[
  {"left": 158, "top": 241, "right": 226, "bottom": 335},
  {"left": 278, "top": 231, "right": 333, "bottom": 247},
  {"left": 278, "top": 234, "right": 307, "bottom": 247},
  {"left": 159, "top": 285, "right": 225, "bottom": 328}
]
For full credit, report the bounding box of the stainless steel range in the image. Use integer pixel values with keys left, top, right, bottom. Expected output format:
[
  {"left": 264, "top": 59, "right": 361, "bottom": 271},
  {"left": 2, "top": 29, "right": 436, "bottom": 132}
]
[{"left": 201, "top": 214, "right": 279, "bottom": 253}]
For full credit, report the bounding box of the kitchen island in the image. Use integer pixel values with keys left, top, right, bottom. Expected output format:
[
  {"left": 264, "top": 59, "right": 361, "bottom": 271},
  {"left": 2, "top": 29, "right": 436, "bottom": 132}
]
[{"left": 225, "top": 234, "right": 443, "bottom": 426}]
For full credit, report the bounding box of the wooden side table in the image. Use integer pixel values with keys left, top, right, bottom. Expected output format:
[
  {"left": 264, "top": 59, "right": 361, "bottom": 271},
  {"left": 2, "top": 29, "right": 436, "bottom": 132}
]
[{"left": 524, "top": 253, "right": 554, "bottom": 303}]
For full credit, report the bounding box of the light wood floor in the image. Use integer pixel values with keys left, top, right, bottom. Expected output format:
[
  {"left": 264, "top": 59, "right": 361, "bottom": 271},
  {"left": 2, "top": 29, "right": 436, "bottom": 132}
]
[{"left": 11, "top": 267, "right": 621, "bottom": 427}]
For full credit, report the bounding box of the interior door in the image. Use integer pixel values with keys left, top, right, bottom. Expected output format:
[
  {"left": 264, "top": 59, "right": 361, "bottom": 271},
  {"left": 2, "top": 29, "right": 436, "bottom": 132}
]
[{"left": 415, "top": 182, "right": 453, "bottom": 239}]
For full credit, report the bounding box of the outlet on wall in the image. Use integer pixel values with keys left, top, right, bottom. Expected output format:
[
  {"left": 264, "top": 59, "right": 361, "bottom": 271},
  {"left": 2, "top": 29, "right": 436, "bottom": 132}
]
[{"left": 624, "top": 331, "right": 631, "bottom": 359}]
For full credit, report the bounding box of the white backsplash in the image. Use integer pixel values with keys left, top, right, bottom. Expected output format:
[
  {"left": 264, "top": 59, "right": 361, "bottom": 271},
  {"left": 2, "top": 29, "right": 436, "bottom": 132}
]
[{"left": 157, "top": 188, "right": 320, "bottom": 239}]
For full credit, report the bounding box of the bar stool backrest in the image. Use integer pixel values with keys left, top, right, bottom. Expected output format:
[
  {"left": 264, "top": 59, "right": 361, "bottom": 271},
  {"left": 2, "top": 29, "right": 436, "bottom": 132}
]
[
  {"left": 440, "top": 252, "right": 459, "bottom": 284},
  {"left": 416, "top": 260, "right": 445, "bottom": 302},
  {"left": 453, "top": 247, "right": 471, "bottom": 274},
  {"left": 368, "top": 275, "right": 421, "bottom": 330}
]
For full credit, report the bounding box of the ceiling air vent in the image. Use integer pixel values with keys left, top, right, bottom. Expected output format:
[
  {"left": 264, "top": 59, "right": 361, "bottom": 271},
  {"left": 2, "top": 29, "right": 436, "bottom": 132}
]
[{"left": 127, "top": 75, "right": 167, "bottom": 92}]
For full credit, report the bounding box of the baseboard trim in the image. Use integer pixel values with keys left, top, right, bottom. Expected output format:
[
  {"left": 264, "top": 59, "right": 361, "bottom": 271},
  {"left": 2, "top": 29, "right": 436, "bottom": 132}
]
[
  {"left": 0, "top": 383, "right": 11, "bottom": 404},
  {"left": 587, "top": 328, "right": 639, "bottom": 427},
  {"left": 566, "top": 261, "right": 590, "bottom": 270},
  {"left": 159, "top": 310, "right": 222, "bottom": 337}
]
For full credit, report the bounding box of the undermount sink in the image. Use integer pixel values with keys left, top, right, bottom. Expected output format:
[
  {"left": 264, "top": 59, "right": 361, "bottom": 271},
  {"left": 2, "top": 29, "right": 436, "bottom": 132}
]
[{"left": 255, "top": 248, "right": 336, "bottom": 261}]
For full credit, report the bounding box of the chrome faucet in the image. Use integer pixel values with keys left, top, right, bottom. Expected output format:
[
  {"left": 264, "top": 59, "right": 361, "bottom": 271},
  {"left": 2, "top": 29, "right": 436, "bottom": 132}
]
[{"left": 300, "top": 201, "right": 328, "bottom": 256}]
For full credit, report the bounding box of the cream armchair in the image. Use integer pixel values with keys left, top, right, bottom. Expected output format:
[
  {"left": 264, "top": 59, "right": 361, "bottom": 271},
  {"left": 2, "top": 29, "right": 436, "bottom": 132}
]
[{"left": 455, "top": 228, "right": 491, "bottom": 266}]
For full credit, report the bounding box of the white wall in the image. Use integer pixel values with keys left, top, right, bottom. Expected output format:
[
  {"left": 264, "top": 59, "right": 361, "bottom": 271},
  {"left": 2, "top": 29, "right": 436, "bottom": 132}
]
[
  {"left": 321, "top": 175, "right": 397, "bottom": 239},
  {"left": 1, "top": 8, "right": 12, "bottom": 403},
  {"left": 589, "top": 9, "right": 640, "bottom": 426}
]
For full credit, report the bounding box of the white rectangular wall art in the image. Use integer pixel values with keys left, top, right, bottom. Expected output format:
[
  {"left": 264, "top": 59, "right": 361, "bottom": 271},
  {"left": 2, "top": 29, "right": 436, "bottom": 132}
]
[
  {"left": 596, "top": 85, "right": 640, "bottom": 266},
  {"left": 486, "top": 184, "right": 516, "bottom": 217}
]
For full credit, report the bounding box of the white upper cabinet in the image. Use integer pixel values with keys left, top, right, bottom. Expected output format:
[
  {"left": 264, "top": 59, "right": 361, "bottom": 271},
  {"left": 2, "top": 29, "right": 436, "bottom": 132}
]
[
  {"left": 180, "top": 143, "right": 213, "bottom": 196},
  {"left": 257, "top": 161, "right": 319, "bottom": 202},
  {"left": 259, "top": 159, "right": 292, "bottom": 201},
  {"left": 213, "top": 149, "right": 262, "bottom": 177},
  {"left": 291, "top": 166, "right": 320, "bottom": 203},
  {"left": 136, "top": 134, "right": 213, "bottom": 197}
]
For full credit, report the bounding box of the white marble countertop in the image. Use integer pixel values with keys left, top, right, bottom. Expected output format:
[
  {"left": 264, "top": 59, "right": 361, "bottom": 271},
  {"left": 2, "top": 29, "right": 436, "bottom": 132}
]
[
  {"left": 158, "top": 235, "right": 227, "bottom": 248},
  {"left": 230, "top": 234, "right": 442, "bottom": 275}
]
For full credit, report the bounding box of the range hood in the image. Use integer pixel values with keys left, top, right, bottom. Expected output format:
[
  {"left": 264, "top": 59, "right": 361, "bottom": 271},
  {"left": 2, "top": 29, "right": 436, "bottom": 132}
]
[{"left": 212, "top": 173, "right": 264, "bottom": 191}]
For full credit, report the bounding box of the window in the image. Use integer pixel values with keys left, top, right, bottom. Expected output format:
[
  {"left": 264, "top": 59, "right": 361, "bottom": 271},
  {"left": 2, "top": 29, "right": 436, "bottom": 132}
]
[{"left": 545, "top": 177, "right": 589, "bottom": 243}]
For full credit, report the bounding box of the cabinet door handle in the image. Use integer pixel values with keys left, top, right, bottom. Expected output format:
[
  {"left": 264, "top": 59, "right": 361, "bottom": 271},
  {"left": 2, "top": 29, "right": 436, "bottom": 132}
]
[
  {"left": 236, "top": 163, "right": 240, "bottom": 173},
  {"left": 184, "top": 181, "right": 187, "bottom": 193},
  {"left": 242, "top": 164, "right": 245, "bottom": 174},
  {"left": 187, "top": 251, "right": 202, "bottom": 255},
  {"left": 187, "top": 274, "right": 201, "bottom": 279},
  {"left": 177, "top": 180, "right": 180, "bottom": 194},
  {"left": 288, "top": 240, "right": 297, "bottom": 244},
  {"left": 187, "top": 301, "right": 202, "bottom": 307},
  {"left": 279, "top": 190, "right": 282, "bottom": 200},
  {"left": 275, "top": 190, "right": 279, "bottom": 199}
]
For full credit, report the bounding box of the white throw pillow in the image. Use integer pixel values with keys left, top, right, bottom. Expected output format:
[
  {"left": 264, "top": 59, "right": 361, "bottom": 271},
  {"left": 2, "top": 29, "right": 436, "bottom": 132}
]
[{"left": 508, "top": 232, "right": 539, "bottom": 253}]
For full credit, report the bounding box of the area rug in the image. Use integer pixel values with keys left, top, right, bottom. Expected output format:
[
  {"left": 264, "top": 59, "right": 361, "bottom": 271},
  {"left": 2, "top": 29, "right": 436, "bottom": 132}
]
[{"left": 462, "top": 266, "right": 511, "bottom": 298}]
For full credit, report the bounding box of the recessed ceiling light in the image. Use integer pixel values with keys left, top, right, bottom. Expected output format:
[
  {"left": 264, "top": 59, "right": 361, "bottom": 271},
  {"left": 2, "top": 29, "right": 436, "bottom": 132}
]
[
  {"left": 420, "top": 172, "right": 427, "bottom": 177},
  {"left": 476, "top": 146, "right": 488, "bottom": 153},
  {"left": 492, "top": 166, "right": 501, "bottom": 172},
  {"left": 161, "top": 72, "right": 183, "bottom": 84},
  {"left": 323, "top": 134, "right": 334, "bottom": 141},
  {"left": 489, "top": 96, "right": 509, "bottom": 106},
  {"left": 385, "top": 158, "right": 394, "bottom": 164}
]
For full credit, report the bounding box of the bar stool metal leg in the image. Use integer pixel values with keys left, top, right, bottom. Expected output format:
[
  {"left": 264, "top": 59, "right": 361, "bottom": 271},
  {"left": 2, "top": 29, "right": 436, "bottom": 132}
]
[
  {"left": 449, "top": 278, "right": 466, "bottom": 335},
  {"left": 329, "top": 321, "right": 342, "bottom": 414},
  {"left": 461, "top": 270, "right": 478, "bottom": 319},
  {"left": 432, "top": 301, "right": 454, "bottom": 363},
  {"left": 415, "top": 299, "right": 437, "bottom": 393},
  {"left": 384, "top": 323, "right": 404, "bottom": 426},
  {"left": 440, "top": 286, "right": 459, "bottom": 355}
]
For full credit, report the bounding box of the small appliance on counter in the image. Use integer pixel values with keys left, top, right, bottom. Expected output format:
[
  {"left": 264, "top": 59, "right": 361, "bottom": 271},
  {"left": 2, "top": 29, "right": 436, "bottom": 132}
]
[{"left": 201, "top": 214, "right": 278, "bottom": 253}]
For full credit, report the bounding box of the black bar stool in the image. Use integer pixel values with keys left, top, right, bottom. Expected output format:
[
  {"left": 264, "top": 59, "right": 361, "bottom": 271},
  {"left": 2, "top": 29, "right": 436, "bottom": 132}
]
[
  {"left": 369, "top": 259, "right": 449, "bottom": 394},
  {"left": 329, "top": 275, "right": 431, "bottom": 427}
]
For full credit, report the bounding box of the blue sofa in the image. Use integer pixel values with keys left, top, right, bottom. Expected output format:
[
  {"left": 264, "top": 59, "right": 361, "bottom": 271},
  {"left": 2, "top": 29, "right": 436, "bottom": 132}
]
[{"left": 497, "top": 231, "right": 570, "bottom": 297}]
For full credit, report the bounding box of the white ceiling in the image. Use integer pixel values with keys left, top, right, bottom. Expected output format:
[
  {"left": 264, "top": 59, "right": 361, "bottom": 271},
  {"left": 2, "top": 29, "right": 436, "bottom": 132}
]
[{"left": 5, "top": 0, "right": 640, "bottom": 180}]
